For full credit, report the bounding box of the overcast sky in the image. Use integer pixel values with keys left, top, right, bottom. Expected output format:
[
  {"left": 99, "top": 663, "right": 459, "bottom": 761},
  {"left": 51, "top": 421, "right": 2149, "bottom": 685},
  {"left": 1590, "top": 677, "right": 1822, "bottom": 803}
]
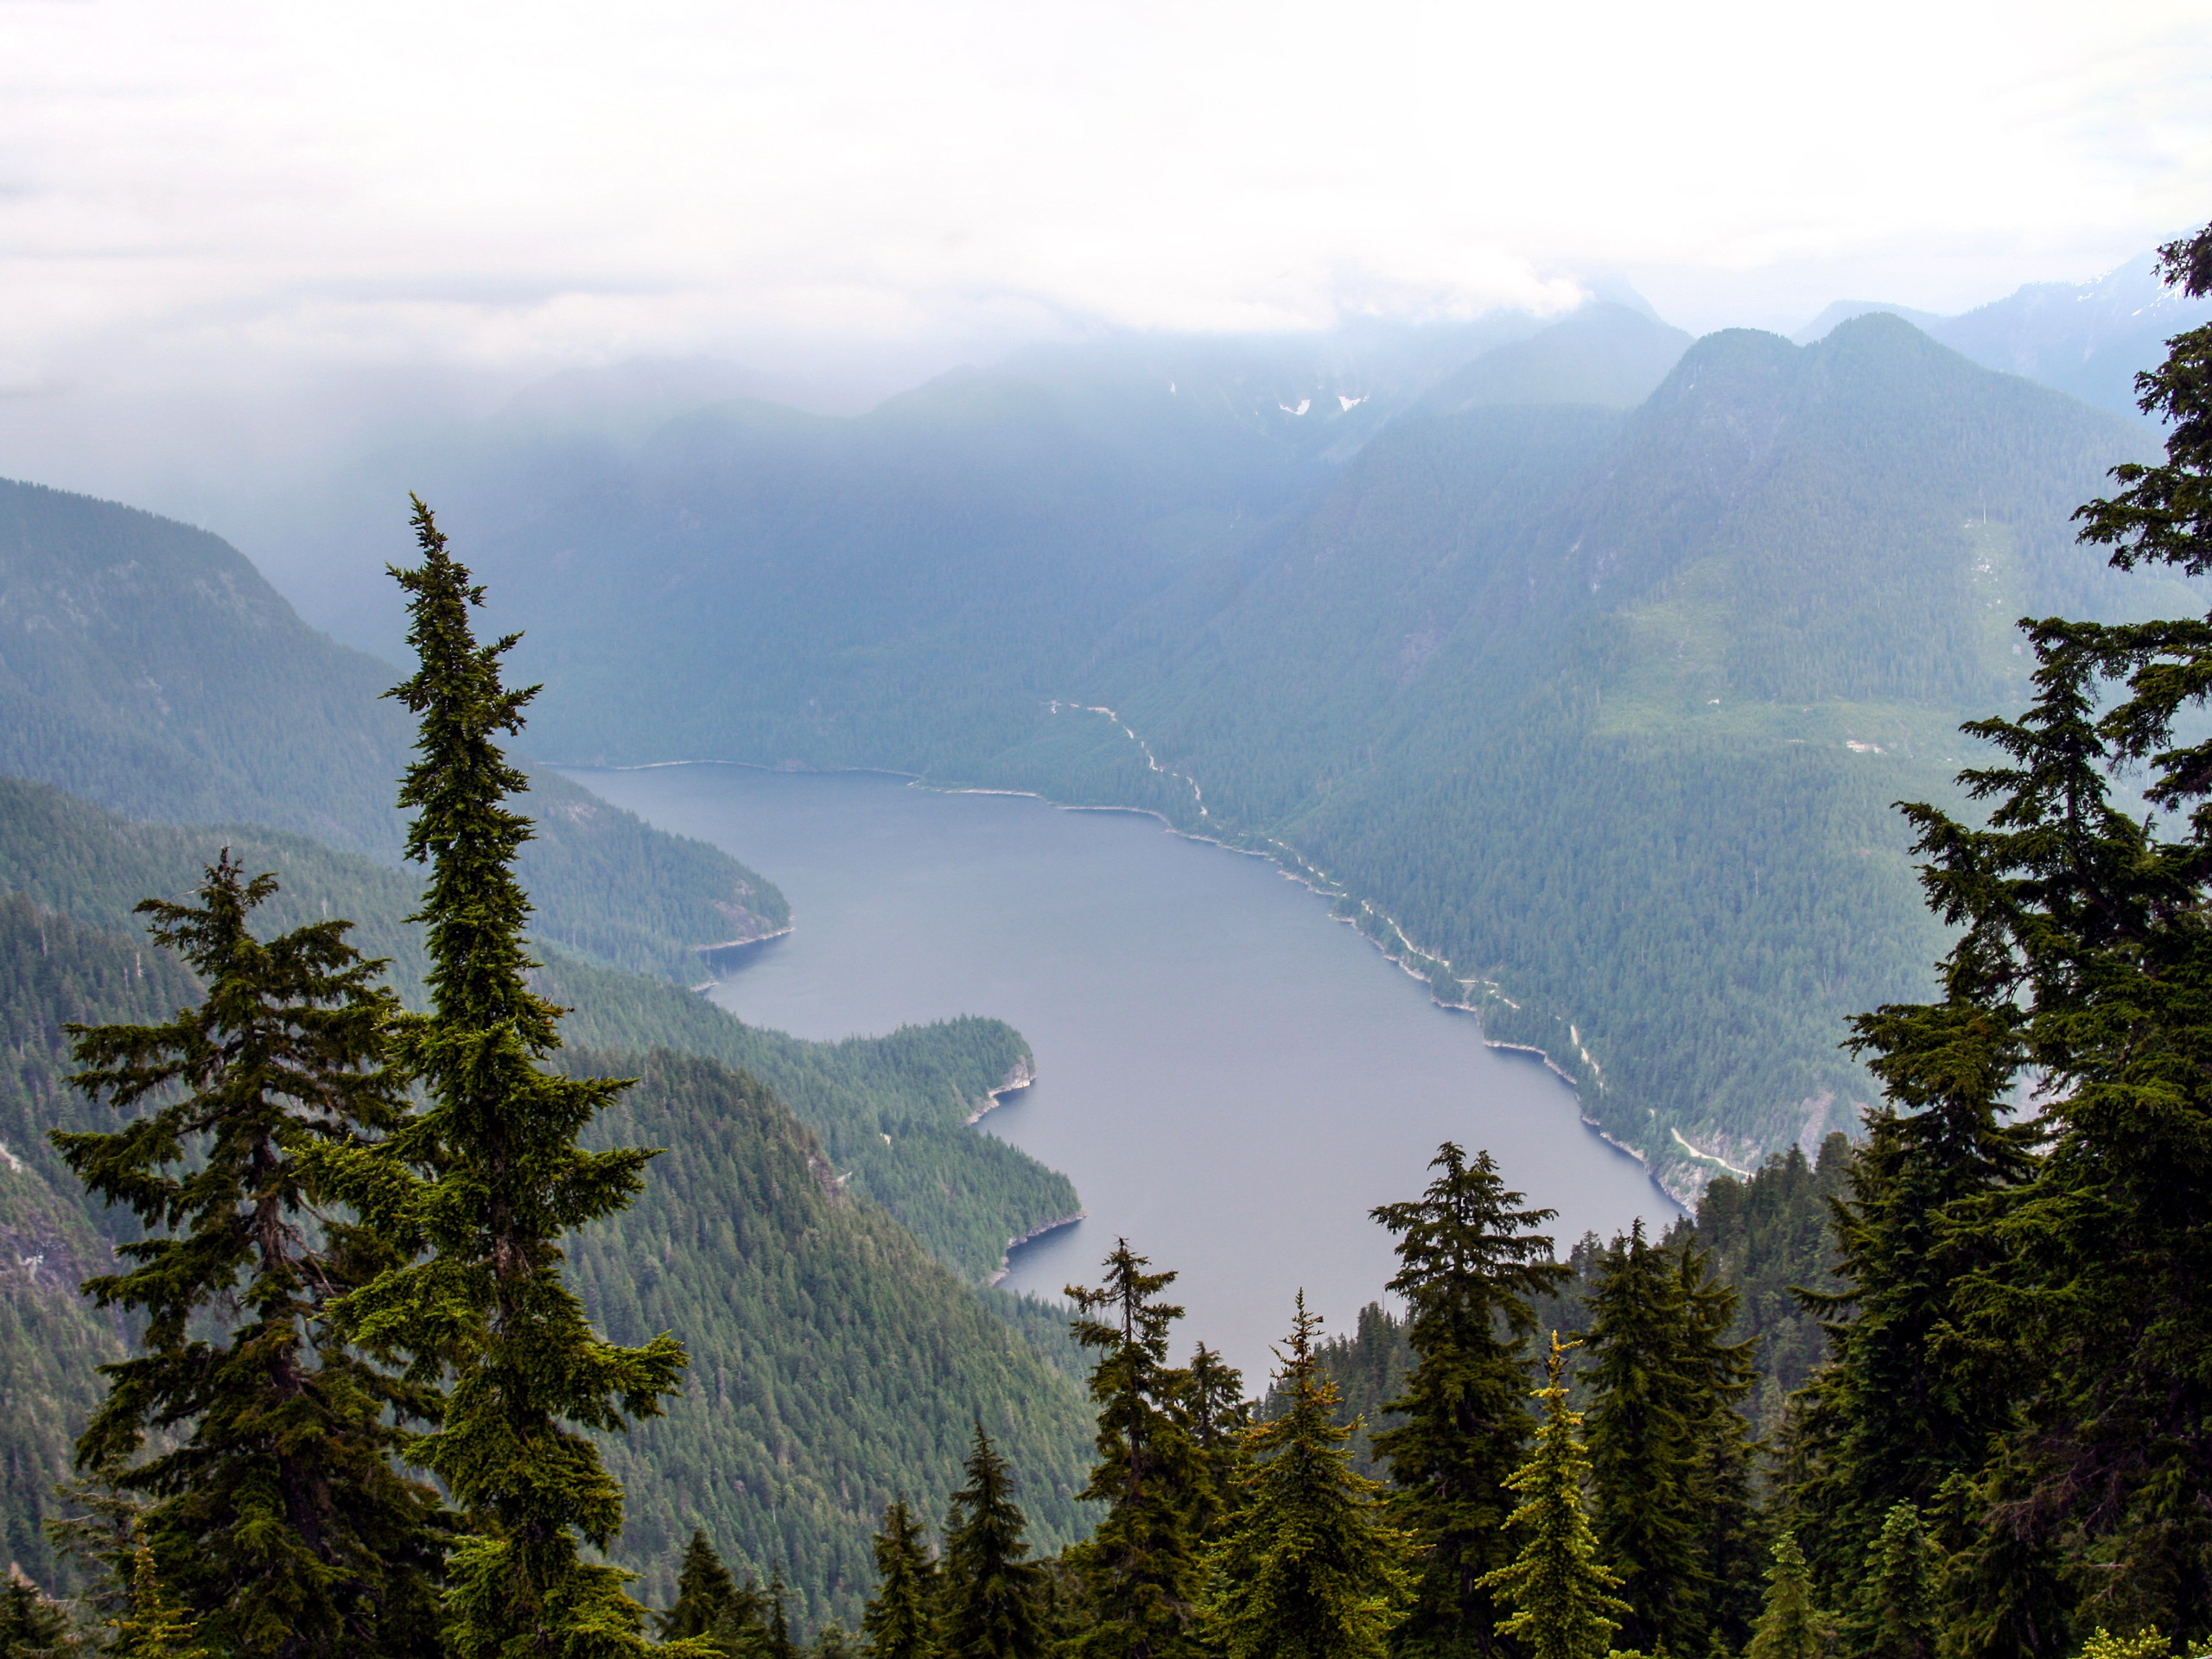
[{"left": 8, "top": 0, "right": 2211, "bottom": 392}]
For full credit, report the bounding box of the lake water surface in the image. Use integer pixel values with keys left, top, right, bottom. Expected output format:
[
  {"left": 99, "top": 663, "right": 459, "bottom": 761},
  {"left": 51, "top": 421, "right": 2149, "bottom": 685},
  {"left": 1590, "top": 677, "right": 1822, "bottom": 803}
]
[{"left": 563, "top": 764, "right": 1676, "bottom": 1376}]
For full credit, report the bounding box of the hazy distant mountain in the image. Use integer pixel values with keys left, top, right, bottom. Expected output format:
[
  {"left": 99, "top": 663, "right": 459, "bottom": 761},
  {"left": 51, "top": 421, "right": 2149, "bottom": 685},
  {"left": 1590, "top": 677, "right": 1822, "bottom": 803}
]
[
  {"left": 1795, "top": 245, "right": 2212, "bottom": 418},
  {"left": 447, "top": 311, "right": 2171, "bottom": 1192},
  {"left": 0, "top": 477, "right": 785, "bottom": 979},
  {"left": 1790, "top": 299, "right": 1948, "bottom": 343},
  {"left": 1416, "top": 303, "right": 1693, "bottom": 413}
]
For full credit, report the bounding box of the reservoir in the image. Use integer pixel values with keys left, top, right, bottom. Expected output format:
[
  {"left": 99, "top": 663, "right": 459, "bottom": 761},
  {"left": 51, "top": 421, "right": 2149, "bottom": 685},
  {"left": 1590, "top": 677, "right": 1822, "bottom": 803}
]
[{"left": 563, "top": 763, "right": 1676, "bottom": 1376}]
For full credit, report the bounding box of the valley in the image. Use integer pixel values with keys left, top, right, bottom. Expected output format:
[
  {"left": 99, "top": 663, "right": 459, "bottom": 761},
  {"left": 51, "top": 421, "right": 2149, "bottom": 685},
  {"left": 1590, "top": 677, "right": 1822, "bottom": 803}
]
[{"left": 565, "top": 761, "right": 1673, "bottom": 1375}]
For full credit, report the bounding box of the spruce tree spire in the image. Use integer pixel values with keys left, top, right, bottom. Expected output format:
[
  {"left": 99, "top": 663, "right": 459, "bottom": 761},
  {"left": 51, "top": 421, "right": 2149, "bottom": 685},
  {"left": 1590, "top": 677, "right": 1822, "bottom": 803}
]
[
  {"left": 1067, "top": 1240, "right": 1206, "bottom": 1659},
  {"left": 1476, "top": 1333, "right": 1627, "bottom": 1659},
  {"left": 1745, "top": 1535, "right": 1823, "bottom": 1659},
  {"left": 1583, "top": 1222, "right": 1703, "bottom": 1654},
  {"left": 862, "top": 1499, "right": 940, "bottom": 1659},
  {"left": 315, "top": 498, "right": 697, "bottom": 1658},
  {"left": 1200, "top": 1294, "right": 1408, "bottom": 1659},
  {"left": 1173, "top": 1342, "right": 1250, "bottom": 1552},
  {"left": 941, "top": 1424, "right": 1046, "bottom": 1659},
  {"left": 54, "top": 854, "right": 445, "bottom": 1657},
  {"left": 1369, "top": 1142, "right": 1566, "bottom": 1659}
]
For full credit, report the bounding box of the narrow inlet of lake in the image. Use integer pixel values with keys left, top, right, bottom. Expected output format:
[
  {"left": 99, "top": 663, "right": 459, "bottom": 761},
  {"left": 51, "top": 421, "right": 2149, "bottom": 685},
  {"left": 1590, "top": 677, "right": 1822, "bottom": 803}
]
[{"left": 563, "top": 764, "right": 1677, "bottom": 1375}]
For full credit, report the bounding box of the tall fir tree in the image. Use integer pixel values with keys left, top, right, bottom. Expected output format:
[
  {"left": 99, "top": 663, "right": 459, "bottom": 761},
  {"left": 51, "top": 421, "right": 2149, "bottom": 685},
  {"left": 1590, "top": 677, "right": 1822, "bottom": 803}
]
[
  {"left": 1783, "top": 969, "right": 2036, "bottom": 1621},
  {"left": 1475, "top": 1335, "right": 1626, "bottom": 1659},
  {"left": 1066, "top": 1242, "right": 1207, "bottom": 1659},
  {"left": 1582, "top": 1224, "right": 1700, "bottom": 1654},
  {"left": 765, "top": 1579, "right": 797, "bottom": 1659},
  {"left": 0, "top": 1578, "right": 72, "bottom": 1657},
  {"left": 1369, "top": 1144, "right": 1567, "bottom": 1659},
  {"left": 1201, "top": 1294, "right": 1408, "bottom": 1659},
  {"left": 940, "top": 1426, "right": 1046, "bottom": 1659},
  {"left": 662, "top": 1535, "right": 742, "bottom": 1643},
  {"left": 1173, "top": 1344, "right": 1250, "bottom": 1554},
  {"left": 53, "top": 855, "right": 446, "bottom": 1658},
  {"left": 862, "top": 1501, "right": 939, "bottom": 1659},
  {"left": 1799, "top": 221, "right": 2212, "bottom": 1648},
  {"left": 312, "top": 499, "right": 697, "bottom": 1659},
  {"left": 1670, "top": 1238, "right": 1760, "bottom": 1655}
]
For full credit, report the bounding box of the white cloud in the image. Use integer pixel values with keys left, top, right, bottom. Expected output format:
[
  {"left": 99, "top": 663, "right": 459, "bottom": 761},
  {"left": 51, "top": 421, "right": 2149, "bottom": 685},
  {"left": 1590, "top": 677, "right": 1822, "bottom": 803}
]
[{"left": 0, "top": 0, "right": 2204, "bottom": 445}]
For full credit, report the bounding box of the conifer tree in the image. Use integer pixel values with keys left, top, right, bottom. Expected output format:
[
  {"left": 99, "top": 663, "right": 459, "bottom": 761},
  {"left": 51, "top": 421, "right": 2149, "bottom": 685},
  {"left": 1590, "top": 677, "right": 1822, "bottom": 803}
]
[
  {"left": 862, "top": 1500, "right": 939, "bottom": 1659},
  {"left": 1369, "top": 1144, "right": 1567, "bottom": 1659},
  {"left": 1783, "top": 993, "right": 2035, "bottom": 1611},
  {"left": 1173, "top": 1344, "right": 1250, "bottom": 1552},
  {"left": 766, "top": 1579, "right": 798, "bottom": 1659},
  {"left": 1583, "top": 1224, "right": 1699, "bottom": 1653},
  {"left": 665, "top": 1535, "right": 742, "bottom": 1640},
  {"left": 1745, "top": 1535, "right": 1822, "bottom": 1659},
  {"left": 0, "top": 1578, "right": 72, "bottom": 1657},
  {"left": 1475, "top": 1334, "right": 1625, "bottom": 1659},
  {"left": 1860, "top": 1504, "right": 1939, "bottom": 1659},
  {"left": 53, "top": 855, "right": 446, "bottom": 1657},
  {"left": 941, "top": 1425, "right": 1046, "bottom": 1659},
  {"left": 1671, "top": 1239, "right": 1759, "bottom": 1654},
  {"left": 312, "top": 499, "right": 696, "bottom": 1658},
  {"left": 1067, "top": 1242, "right": 1206, "bottom": 1659},
  {"left": 1201, "top": 1294, "right": 1408, "bottom": 1659},
  {"left": 662, "top": 1534, "right": 772, "bottom": 1656},
  {"left": 111, "top": 1540, "right": 204, "bottom": 1659},
  {"left": 1798, "top": 221, "right": 2212, "bottom": 1645}
]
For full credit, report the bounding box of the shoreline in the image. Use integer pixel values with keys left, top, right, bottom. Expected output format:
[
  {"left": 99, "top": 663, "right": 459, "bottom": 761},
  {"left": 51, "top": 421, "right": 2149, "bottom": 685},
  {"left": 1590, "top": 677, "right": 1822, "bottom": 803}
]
[
  {"left": 695, "top": 925, "right": 794, "bottom": 953},
  {"left": 985, "top": 1211, "right": 1086, "bottom": 1288},
  {"left": 563, "top": 755, "right": 1688, "bottom": 1205},
  {"left": 963, "top": 1055, "right": 1039, "bottom": 1126}
]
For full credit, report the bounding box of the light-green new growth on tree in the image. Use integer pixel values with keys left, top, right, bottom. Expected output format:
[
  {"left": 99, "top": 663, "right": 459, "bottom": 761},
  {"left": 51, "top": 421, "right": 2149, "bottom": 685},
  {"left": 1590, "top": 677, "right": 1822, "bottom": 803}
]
[
  {"left": 1745, "top": 1534, "right": 1823, "bottom": 1659},
  {"left": 1475, "top": 1333, "right": 1626, "bottom": 1659}
]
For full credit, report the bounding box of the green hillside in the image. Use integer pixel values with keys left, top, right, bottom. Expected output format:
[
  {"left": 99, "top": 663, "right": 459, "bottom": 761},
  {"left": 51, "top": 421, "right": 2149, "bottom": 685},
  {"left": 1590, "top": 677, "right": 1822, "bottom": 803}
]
[
  {"left": 571, "top": 1048, "right": 1092, "bottom": 1618},
  {"left": 0, "top": 773, "right": 1069, "bottom": 1285},
  {"left": 438, "top": 314, "right": 2175, "bottom": 1192},
  {"left": 0, "top": 785, "right": 1092, "bottom": 1615},
  {"left": 0, "top": 478, "right": 785, "bottom": 982}
]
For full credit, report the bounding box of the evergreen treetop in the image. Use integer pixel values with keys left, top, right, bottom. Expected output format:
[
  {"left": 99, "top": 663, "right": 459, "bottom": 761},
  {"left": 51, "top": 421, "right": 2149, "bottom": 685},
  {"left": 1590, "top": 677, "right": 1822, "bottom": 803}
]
[
  {"left": 1370, "top": 1142, "right": 1566, "bottom": 1659},
  {"left": 1066, "top": 1241, "right": 1206, "bottom": 1659},
  {"left": 1172, "top": 1342, "right": 1249, "bottom": 1551},
  {"left": 1745, "top": 1535, "right": 1823, "bottom": 1659},
  {"left": 940, "top": 1425, "right": 1046, "bottom": 1659},
  {"left": 53, "top": 854, "right": 445, "bottom": 1657},
  {"left": 861, "top": 1500, "right": 939, "bottom": 1659},
  {"left": 1475, "top": 1335, "right": 1626, "bottom": 1659},
  {"left": 1201, "top": 1294, "right": 1408, "bottom": 1659},
  {"left": 1583, "top": 1223, "right": 1700, "bottom": 1655},
  {"left": 311, "top": 499, "right": 698, "bottom": 1658}
]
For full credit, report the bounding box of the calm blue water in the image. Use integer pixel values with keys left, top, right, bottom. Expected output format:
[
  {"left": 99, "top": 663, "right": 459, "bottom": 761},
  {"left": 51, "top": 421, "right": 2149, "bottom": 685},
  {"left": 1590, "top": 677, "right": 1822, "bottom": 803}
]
[{"left": 562, "top": 764, "right": 1675, "bottom": 1377}]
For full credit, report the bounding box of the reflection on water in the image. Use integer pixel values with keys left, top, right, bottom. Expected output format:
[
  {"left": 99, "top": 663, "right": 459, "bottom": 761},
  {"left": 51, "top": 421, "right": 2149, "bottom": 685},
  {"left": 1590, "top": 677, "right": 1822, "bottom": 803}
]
[{"left": 563, "top": 764, "right": 1677, "bottom": 1376}]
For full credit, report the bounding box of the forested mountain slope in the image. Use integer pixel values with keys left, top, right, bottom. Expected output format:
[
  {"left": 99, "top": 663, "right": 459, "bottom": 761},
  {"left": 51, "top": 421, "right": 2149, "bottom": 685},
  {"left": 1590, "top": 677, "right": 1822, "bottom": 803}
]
[
  {"left": 0, "top": 779, "right": 1091, "bottom": 1614},
  {"left": 1061, "top": 318, "right": 2176, "bottom": 1188},
  {"left": 0, "top": 478, "right": 785, "bottom": 980},
  {"left": 447, "top": 315, "right": 2174, "bottom": 1195}
]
